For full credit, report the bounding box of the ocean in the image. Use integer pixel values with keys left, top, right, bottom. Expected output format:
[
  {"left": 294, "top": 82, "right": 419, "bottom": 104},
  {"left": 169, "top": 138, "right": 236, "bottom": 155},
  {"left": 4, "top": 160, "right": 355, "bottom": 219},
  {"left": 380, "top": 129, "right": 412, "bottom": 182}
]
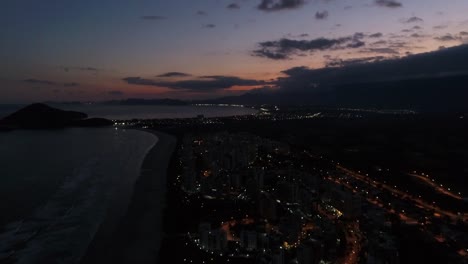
[
  {"left": 0, "top": 128, "right": 157, "bottom": 263},
  {"left": 0, "top": 104, "right": 256, "bottom": 263}
]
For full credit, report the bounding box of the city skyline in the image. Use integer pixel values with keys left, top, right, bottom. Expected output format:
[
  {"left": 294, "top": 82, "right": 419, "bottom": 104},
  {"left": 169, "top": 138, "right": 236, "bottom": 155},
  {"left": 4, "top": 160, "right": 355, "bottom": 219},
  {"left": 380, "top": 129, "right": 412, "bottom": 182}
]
[{"left": 1, "top": 0, "right": 468, "bottom": 102}]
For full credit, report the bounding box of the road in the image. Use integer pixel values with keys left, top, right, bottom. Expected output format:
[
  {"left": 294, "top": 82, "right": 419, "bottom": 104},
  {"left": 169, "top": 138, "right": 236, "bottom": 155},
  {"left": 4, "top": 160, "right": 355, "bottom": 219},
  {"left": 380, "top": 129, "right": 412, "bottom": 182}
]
[{"left": 336, "top": 165, "right": 467, "bottom": 223}]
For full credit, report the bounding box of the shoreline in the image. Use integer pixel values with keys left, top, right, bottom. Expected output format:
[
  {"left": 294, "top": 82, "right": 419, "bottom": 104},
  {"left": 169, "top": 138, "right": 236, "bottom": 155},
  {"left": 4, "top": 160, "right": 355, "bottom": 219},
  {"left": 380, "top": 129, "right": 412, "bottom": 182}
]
[{"left": 80, "top": 130, "right": 177, "bottom": 264}]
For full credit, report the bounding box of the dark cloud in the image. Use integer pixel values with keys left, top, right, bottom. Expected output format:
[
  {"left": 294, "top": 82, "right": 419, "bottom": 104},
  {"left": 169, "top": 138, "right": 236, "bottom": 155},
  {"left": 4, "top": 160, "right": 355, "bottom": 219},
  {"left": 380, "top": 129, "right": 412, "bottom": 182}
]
[
  {"left": 23, "top": 79, "right": 56, "bottom": 85},
  {"left": 365, "top": 47, "right": 400, "bottom": 54},
  {"left": 253, "top": 33, "right": 366, "bottom": 60},
  {"left": 123, "top": 76, "right": 266, "bottom": 92},
  {"left": 326, "top": 56, "right": 386, "bottom": 67},
  {"left": 387, "top": 41, "right": 409, "bottom": 48},
  {"left": 410, "top": 33, "right": 423, "bottom": 38},
  {"left": 62, "top": 66, "right": 100, "bottom": 73},
  {"left": 460, "top": 31, "right": 468, "bottom": 36},
  {"left": 371, "top": 40, "right": 388, "bottom": 46},
  {"left": 123, "top": 77, "right": 159, "bottom": 86},
  {"left": 276, "top": 44, "right": 468, "bottom": 93},
  {"left": 315, "top": 11, "right": 329, "bottom": 20},
  {"left": 435, "top": 34, "right": 460, "bottom": 42},
  {"left": 63, "top": 82, "right": 79, "bottom": 87},
  {"left": 369, "top": 33, "right": 383, "bottom": 38},
  {"left": 375, "top": 0, "right": 402, "bottom": 8},
  {"left": 203, "top": 24, "right": 216, "bottom": 28},
  {"left": 347, "top": 41, "right": 366, "bottom": 48},
  {"left": 140, "top": 15, "right": 166, "bottom": 20},
  {"left": 157, "top": 72, "right": 192, "bottom": 78},
  {"left": 403, "top": 16, "right": 423, "bottom": 23},
  {"left": 227, "top": 3, "right": 240, "bottom": 9},
  {"left": 196, "top": 11, "right": 207, "bottom": 16},
  {"left": 258, "top": 0, "right": 305, "bottom": 12},
  {"left": 252, "top": 50, "right": 289, "bottom": 60},
  {"left": 23, "top": 79, "right": 80, "bottom": 87},
  {"left": 108, "top": 90, "right": 124, "bottom": 95}
]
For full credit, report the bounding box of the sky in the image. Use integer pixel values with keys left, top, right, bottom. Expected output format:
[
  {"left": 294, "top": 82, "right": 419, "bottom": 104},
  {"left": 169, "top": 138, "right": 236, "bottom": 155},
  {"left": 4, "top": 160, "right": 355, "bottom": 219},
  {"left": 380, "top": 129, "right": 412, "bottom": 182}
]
[{"left": 0, "top": 0, "right": 467, "bottom": 103}]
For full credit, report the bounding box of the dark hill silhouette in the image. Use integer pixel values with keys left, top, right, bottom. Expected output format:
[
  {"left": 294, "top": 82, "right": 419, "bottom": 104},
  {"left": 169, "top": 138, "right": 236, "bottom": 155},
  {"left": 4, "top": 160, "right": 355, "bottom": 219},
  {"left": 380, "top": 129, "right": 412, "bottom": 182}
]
[{"left": 0, "top": 103, "right": 113, "bottom": 130}]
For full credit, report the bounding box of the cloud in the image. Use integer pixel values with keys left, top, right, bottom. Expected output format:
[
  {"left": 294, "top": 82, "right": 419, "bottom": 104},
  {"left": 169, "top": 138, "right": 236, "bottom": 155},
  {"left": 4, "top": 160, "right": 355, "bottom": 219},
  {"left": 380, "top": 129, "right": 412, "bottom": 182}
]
[
  {"left": 252, "top": 50, "right": 289, "bottom": 60},
  {"left": 123, "top": 76, "right": 266, "bottom": 92},
  {"left": 123, "top": 77, "right": 159, "bottom": 86},
  {"left": 375, "top": 0, "right": 402, "bottom": 8},
  {"left": 140, "top": 15, "right": 166, "bottom": 20},
  {"left": 63, "top": 82, "right": 79, "bottom": 87},
  {"left": 196, "top": 11, "right": 207, "bottom": 16},
  {"left": 326, "top": 56, "right": 386, "bottom": 67},
  {"left": 23, "top": 79, "right": 56, "bottom": 85},
  {"left": 315, "top": 11, "right": 329, "bottom": 20},
  {"left": 435, "top": 34, "right": 460, "bottom": 42},
  {"left": 365, "top": 47, "right": 400, "bottom": 54},
  {"left": 108, "top": 90, "right": 124, "bottom": 95},
  {"left": 157, "top": 72, "right": 192, "bottom": 78},
  {"left": 258, "top": 0, "right": 305, "bottom": 12},
  {"left": 410, "top": 33, "right": 424, "bottom": 38},
  {"left": 227, "top": 3, "right": 240, "bottom": 9},
  {"left": 276, "top": 44, "right": 468, "bottom": 93},
  {"left": 23, "top": 79, "right": 80, "bottom": 87},
  {"left": 253, "top": 33, "right": 366, "bottom": 60},
  {"left": 62, "top": 66, "right": 100, "bottom": 73},
  {"left": 433, "top": 24, "right": 448, "bottom": 30},
  {"left": 203, "top": 24, "right": 216, "bottom": 28},
  {"left": 460, "top": 31, "right": 468, "bottom": 36},
  {"left": 403, "top": 16, "right": 424, "bottom": 23},
  {"left": 369, "top": 33, "right": 383, "bottom": 38},
  {"left": 371, "top": 40, "right": 388, "bottom": 46}
]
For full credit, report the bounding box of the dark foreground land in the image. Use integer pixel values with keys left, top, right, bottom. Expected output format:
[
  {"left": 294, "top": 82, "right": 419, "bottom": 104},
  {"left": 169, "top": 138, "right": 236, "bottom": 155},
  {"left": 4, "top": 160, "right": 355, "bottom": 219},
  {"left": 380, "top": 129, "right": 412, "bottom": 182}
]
[
  {"left": 139, "top": 107, "right": 467, "bottom": 264},
  {"left": 81, "top": 106, "right": 467, "bottom": 264},
  {"left": 81, "top": 131, "right": 176, "bottom": 264}
]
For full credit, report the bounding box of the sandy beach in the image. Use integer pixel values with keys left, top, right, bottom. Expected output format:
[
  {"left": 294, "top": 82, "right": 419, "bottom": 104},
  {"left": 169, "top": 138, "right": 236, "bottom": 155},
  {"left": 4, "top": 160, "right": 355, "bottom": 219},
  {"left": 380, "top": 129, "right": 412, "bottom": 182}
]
[{"left": 81, "top": 130, "right": 177, "bottom": 264}]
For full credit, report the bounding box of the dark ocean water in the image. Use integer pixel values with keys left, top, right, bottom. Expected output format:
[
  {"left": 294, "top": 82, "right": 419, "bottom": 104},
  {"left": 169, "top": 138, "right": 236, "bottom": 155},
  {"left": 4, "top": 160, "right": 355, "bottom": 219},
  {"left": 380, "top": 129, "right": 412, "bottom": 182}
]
[{"left": 0, "top": 128, "right": 157, "bottom": 263}]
